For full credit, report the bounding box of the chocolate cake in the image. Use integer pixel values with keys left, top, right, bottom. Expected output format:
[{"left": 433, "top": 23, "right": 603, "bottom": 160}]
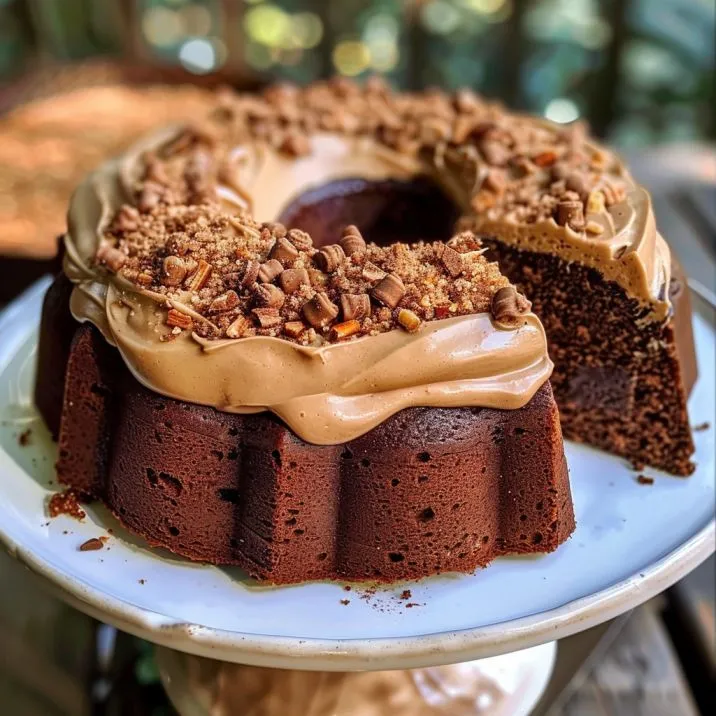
[{"left": 35, "top": 78, "right": 697, "bottom": 583}]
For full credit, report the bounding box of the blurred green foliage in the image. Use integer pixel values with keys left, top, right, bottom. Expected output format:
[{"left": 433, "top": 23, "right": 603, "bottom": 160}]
[{"left": 0, "top": 0, "right": 713, "bottom": 146}]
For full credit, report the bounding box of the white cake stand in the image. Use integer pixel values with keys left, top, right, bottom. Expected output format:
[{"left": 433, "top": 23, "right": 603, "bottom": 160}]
[{"left": 0, "top": 278, "right": 713, "bottom": 703}]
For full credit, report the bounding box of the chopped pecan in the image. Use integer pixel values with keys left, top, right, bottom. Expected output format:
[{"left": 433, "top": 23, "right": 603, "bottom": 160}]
[
  {"left": 96, "top": 244, "right": 126, "bottom": 272},
  {"left": 533, "top": 150, "right": 558, "bottom": 167},
  {"left": 166, "top": 309, "right": 193, "bottom": 330},
  {"left": 188, "top": 259, "right": 212, "bottom": 291},
  {"left": 283, "top": 321, "right": 307, "bottom": 339},
  {"left": 209, "top": 290, "right": 239, "bottom": 313},
  {"left": 252, "top": 307, "right": 283, "bottom": 328},
  {"left": 241, "top": 259, "right": 261, "bottom": 288},
  {"left": 226, "top": 315, "right": 251, "bottom": 338}
]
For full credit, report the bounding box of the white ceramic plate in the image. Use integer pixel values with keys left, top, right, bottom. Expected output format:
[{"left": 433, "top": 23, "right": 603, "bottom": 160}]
[{"left": 0, "top": 277, "right": 714, "bottom": 671}]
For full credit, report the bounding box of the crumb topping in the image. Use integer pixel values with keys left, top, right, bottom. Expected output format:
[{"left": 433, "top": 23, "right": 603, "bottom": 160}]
[
  {"left": 94, "top": 77, "right": 623, "bottom": 344},
  {"left": 100, "top": 203, "right": 507, "bottom": 344},
  {"left": 118, "top": 78, "right": 628, "bottom": 230}
]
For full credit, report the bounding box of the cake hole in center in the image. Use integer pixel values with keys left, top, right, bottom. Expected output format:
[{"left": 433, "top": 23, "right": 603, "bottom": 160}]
[{"left": 277, "top": 177, "right": 460, "bottom": 248}]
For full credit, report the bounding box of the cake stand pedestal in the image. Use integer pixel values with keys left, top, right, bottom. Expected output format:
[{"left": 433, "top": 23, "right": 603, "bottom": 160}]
[{"left": 155, "top": 640, "right": 557, "bottom": 716}]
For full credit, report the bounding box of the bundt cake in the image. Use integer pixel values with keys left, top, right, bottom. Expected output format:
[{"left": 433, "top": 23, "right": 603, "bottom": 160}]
[{"left": 35, "top": 78, "right": 697, "bottom": 583}]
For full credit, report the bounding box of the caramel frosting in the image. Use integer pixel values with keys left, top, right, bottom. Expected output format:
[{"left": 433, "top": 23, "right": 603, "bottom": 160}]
[{"left": 64, "top": 80, "right": 672, "bottom": 443}]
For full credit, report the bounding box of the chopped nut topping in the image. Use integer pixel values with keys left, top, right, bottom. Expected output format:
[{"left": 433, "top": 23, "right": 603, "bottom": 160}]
[
  {"left": 96, "top": 244, "right": 127, "bottom": 272},
  {"left": 226, "top": 315, "right": 251, "bottom": 338},
  {"left": 533, "top": 150, "right": 558, "bottom": 167},
  {"left": 241, "top": 260, "right": 261, "bottom": 288},
  {"left": 162, "top": 256, "right": 187, "bottom": 287},
  {"left": 188, "top": 259, "right": 212, "bottom": 291},
  {"left": 252, "top": 307, "right": 283, "bottom": 328},
  {"left": 283, "top": 321, "right": 307, "bottom": 339},
  {"left": 98, "top": 79, "right": 627, "bottom": 345},
  {"left": 167, "top": 309, "right": 193, "bottom": 330},
  {"left": 209, "top": 290, "right": 239, "bottom": 313}
]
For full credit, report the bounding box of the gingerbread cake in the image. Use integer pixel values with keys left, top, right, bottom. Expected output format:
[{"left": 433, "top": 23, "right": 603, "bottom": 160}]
[{"left": 36, "top": 78, "right": 696, "bottom": 583}]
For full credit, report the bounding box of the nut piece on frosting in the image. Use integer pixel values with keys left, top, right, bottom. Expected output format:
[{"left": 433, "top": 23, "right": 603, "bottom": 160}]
[{"left": 490, "top": 286, "right": 532, "bottom": 329}]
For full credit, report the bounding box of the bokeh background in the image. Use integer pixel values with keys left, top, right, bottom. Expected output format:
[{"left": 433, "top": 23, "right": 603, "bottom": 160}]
[
  {"left": 1, "top": 0, "right": 714, "bottom": 146},
  {"left": 0, "top": 4, "right": 714, "bottom": 715}
]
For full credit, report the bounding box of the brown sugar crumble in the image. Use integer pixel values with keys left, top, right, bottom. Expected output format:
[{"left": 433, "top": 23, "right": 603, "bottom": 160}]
[
  {"left": 100, "top": 203, "right": 509, "bottom": 345},
  {"left": 340, "top": 599, "right": 350, "bottom": 606},
  {"left": 636, "top": 474, "right": 655, "bottom": 485},
  {"left": 399, "top": 589, "right": 412, "bottom": 600},
  {"left": 48, "top": 489, "right": 86, "bottom": 520},
  {"left": 693, "top": 422, "right": 710, "bottom": 432},
  {"left": 92, "top": 78, "right": 628, "bottom": 346},
  {"left": 18, "top": 428, "right": 31, "bottom": 446}
]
